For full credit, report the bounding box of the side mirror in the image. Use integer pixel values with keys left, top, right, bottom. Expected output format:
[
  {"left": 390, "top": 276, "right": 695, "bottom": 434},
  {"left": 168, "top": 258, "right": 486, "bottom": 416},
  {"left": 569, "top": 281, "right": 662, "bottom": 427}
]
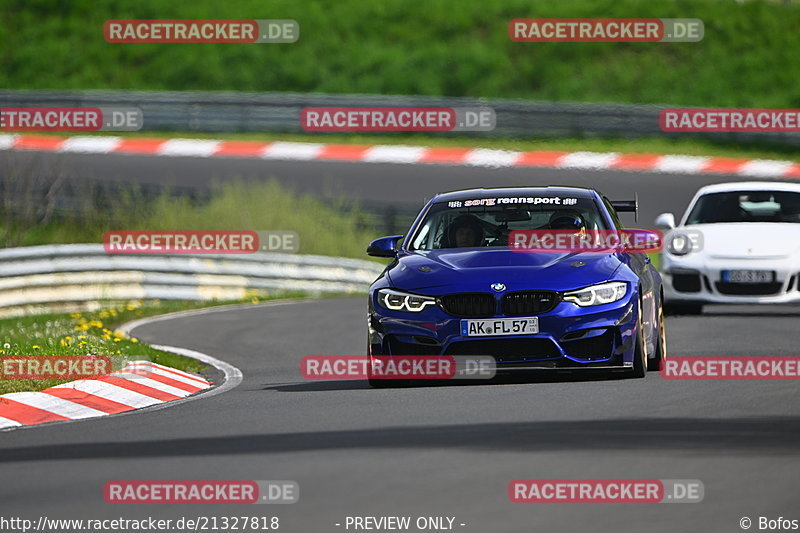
[
  {"left": 366, "top": 235, "right": 404, "bottom": 257},
  {"left": 655, "top": 213, "right": 676, "bottom": 229}
]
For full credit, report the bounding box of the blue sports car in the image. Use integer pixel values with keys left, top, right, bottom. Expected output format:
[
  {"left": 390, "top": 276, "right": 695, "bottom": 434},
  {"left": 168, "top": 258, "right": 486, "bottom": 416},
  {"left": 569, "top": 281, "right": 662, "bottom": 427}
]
[{"left": 366, "top": 186, "right": 666, "bottom": 386}]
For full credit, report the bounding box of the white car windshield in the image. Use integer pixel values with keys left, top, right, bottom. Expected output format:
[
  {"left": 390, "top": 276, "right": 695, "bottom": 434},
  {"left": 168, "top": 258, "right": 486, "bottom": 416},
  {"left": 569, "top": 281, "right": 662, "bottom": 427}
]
[{"left": 686, "top": 191, "right": 800, "bottom": 225}]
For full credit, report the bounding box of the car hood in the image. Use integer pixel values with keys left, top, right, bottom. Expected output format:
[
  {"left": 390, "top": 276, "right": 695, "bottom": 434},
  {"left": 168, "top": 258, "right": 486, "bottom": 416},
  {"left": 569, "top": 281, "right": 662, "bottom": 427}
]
[
  {"left": 686, "top": 223, "right": 800, "bottom": 259},
  {"left": 387, "top": 248, "right": 623, "bottom": 292}
]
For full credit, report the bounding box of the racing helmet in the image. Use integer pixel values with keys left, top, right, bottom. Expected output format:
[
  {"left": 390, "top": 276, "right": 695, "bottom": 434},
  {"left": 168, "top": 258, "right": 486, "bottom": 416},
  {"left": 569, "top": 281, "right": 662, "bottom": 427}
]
[
  {"left": 445, "top": 214, "right": 484, "bottom": 247},
  {"left": 549, "top": 209, "right": 587, "bottom": 231}
]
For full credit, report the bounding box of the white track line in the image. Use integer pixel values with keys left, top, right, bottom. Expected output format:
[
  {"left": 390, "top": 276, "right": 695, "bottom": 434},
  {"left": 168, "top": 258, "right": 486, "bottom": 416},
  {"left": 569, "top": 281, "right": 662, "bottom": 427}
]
[
  {"left": 158, "top": 139, "right": 221, "bottom": 157},
  {"left": 59, "top": 136, "right": 122, "bottom": 153},
  {"left": 363, "top": 145, "right": 427, "bottom": 164},
  {"left": 262, "top": 142, "right": 324, "bottom": 160}
]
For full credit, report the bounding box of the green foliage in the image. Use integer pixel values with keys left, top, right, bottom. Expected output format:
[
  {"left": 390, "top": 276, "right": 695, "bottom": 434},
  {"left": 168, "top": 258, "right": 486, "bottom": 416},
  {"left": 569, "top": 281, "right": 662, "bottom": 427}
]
[
  {"left": 1, "top": 180, "right": 380, "bottom": 257},
  {"left": 2, "top": 0, "right": 799, "bottom": 106}
]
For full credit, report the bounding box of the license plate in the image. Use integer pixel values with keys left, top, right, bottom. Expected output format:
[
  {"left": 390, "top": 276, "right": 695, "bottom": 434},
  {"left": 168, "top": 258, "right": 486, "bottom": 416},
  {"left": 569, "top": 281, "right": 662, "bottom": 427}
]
[
  {"left": 461, "top": 317, "right": 539, "bottom": 337},
  {"left": 722, "top": 270, "right": 774, "bottom": 283}
]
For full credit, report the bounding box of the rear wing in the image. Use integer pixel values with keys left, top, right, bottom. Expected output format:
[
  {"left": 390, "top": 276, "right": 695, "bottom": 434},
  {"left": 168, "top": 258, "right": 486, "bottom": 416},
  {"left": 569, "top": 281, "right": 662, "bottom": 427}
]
[{"left": 610, "top": 193, "right": 639, "bottom": 223}]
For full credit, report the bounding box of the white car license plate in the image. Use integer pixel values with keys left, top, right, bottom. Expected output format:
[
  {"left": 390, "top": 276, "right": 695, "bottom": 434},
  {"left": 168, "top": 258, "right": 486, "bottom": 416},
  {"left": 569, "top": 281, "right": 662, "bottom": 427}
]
[
  {"left": 722, "top": 270, "right": 774, "bottom": 283},
  {"left": 461, "top": 317, "right": 539, "bottom": 337}
]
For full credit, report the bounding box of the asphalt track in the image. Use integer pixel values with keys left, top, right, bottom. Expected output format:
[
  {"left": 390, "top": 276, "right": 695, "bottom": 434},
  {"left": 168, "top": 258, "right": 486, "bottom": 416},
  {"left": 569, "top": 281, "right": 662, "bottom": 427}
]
[{"left": 1, "top": 151, "right": 799, "bottom": 532}]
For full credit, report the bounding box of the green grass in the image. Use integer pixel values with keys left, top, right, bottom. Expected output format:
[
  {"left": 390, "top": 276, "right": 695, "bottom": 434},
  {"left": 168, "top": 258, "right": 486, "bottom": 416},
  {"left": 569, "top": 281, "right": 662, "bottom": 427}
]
[
  {"left": 1, "top": 180, "right": 383, "bottom": 254},
  {"left": 3, "top": 0, "right": 800, "bottom": 107},
  {"left": 0, "top": 301, "right": 206, "bottom": 394},
  {"left": 0, "top": 295, "right": 312, "bottom": 395}
]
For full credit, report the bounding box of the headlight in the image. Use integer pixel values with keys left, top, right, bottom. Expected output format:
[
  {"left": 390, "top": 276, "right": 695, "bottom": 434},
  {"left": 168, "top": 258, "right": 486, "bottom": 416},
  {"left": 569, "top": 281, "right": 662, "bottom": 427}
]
[
  {"left": 563, "top": 282, "right": 627, "bottom": 307},
  {"left": 377, "top": 289, "right": 437, "bottom": 312},
  {"left": 667, "top": 232, "right": 692, "bottom": 256}
]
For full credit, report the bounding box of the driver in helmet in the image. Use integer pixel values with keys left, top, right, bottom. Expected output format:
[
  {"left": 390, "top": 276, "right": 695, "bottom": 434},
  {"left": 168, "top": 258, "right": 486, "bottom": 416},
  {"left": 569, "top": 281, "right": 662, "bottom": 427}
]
[
  {"left": 446, "top": 214, "right": 484, "bottom": 248},
  {"left": 548, "top": 209, "right": 587, "bottom": 232}
]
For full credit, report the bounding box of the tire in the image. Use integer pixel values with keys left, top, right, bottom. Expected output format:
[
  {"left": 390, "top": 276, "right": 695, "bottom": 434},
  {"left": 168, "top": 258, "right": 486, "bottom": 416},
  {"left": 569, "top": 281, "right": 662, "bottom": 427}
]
[
  {"left": 368, "top": 377, "right": 393, "bottom": 388},
  {"left": 663, "top": 302, "right": 703, "bottom": 316},
  {"left": 648, "top": 297, "right": 667, "bottom": 372},
  {"left": 631, "top": 297, "right": 647, "bottom": 378}
]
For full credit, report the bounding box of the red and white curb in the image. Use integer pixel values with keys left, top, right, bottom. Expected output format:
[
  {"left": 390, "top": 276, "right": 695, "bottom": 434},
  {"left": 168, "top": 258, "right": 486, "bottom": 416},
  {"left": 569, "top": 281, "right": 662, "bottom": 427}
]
[
  {"left": 1, "top": 133, "right": 799, "bottom": 178},
  {"left": 0, "top": 360, "right": 211, "bottom": 430},
  {"left": 0, "top": 301, "right": 264, "bottom": 431}
]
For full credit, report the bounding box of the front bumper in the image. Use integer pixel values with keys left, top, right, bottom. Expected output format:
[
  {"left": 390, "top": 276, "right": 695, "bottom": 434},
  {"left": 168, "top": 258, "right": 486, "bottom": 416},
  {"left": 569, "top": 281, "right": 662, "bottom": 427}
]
[
  {"left": 661, "top": 253, "right": 800, "bottom": 304},
  {"left": 368, "top": 294, "right": 638, "bottom": 371}
]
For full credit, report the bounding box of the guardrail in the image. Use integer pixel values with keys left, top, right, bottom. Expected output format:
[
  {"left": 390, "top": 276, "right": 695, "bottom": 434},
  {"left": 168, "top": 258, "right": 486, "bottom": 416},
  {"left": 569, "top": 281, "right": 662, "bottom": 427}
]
[
  {"left": 1, "top": 89, "right": 797, "bottom": 146},
  {"left": 0, "top": 244, "right": 385, "bottom": 318}
]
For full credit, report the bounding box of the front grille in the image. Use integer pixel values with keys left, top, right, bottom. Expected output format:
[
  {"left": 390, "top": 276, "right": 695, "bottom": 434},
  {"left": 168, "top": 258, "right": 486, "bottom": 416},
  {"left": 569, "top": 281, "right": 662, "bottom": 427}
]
[
  {"left": 502, "top": 291, "right": 559, "bottom": 315},
  {"left": 439, "top": 293, "right": 496, "bottom": 318},
  {"left": 715, "top": 282, "right": 783, "bottom": 296},
  {"left": 445, "top": 338, "right": 561, "bottom": 363},
  {"left": 673, "top": 273, "right": 702, "bottom": 293},
  {"left": 562, "top": 330, "right": 616, "bottom": 359}
]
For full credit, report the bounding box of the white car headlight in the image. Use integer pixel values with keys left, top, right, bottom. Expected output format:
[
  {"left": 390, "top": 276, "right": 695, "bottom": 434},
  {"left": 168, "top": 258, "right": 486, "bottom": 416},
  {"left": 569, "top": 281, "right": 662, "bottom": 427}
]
[
  {"left": 563, "top": 282, "right": 627, "bottom": 307},
  {"left": 378, "top": 289, "right": 437, "bottom": 312}
]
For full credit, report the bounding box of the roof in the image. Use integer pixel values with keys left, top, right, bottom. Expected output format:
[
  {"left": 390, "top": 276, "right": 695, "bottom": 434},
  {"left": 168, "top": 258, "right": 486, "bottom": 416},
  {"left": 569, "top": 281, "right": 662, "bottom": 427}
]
[
  {"left": 695, "top": 181, "right": 800, "bottom": 195},
  {"left": 431, "top": 186, "right": 598, "bottom": 203}
]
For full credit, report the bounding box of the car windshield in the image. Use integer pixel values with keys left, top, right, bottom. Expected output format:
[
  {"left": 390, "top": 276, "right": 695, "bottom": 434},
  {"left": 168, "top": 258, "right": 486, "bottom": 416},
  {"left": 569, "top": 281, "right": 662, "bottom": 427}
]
[
  {"left": 409, "top": 195, "right": 609, "bottom": 250},
  {"left": 685, "top": 191, "right": 800, "bottom": 225}
]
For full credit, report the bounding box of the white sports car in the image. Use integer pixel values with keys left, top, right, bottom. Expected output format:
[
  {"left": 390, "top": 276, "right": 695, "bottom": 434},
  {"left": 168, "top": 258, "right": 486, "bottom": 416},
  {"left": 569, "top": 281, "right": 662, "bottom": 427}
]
[{"left": 656, "top": 181, "right": 800, "bottom": 314}]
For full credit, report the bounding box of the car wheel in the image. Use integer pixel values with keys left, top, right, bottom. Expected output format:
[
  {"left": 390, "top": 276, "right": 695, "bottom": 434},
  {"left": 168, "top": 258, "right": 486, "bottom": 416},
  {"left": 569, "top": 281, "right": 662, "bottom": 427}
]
[
  {"left": 631, "top": 297, "right": 647, "bottom": 378},
  {"left": 663, "top": 302, "right": 703, "bottom": 316},
  {"left": 648, "top": 297, "right": 667, "bottom": 371}
]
